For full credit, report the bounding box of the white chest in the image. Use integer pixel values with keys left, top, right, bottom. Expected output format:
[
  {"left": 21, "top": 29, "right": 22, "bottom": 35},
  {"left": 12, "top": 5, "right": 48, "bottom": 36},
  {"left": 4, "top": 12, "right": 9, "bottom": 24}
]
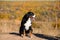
[{"left": 24, "top": 18, "right": 32, "bottom": 30}]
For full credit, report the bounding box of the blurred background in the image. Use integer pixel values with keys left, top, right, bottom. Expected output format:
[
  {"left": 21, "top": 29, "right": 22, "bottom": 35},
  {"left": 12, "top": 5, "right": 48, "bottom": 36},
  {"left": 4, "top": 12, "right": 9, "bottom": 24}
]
[{"left": 0, "top": 1, "right": 60, "bottom": 37}]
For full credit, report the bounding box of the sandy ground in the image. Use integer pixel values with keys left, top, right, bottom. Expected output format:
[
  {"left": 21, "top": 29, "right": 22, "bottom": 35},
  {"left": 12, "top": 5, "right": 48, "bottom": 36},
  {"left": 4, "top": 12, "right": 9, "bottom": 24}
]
[
  {"left": 0, "top": 33, "right": 46, "bottom": 40},
  {"left": 0, "top": 32, "right": 59, "bottom": 40}
]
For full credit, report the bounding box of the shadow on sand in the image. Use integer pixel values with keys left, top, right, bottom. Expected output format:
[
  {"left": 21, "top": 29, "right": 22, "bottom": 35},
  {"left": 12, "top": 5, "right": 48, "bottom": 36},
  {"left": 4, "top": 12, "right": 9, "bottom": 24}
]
[
  {"left": 9, "top": 32, "right": 20, "bottom": 36},
  {"left": 9, "top": 32, "right": 59, "bottom": 40},
  {"left": 33, "top": 33, "right": 59, "bottom": 40}
]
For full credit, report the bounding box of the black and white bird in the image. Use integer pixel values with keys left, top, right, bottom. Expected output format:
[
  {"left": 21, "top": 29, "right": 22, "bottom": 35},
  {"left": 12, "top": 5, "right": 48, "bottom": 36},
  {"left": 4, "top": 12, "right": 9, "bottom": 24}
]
[{"left": 19, "top": 12, "right": 35, "bottom": 37}]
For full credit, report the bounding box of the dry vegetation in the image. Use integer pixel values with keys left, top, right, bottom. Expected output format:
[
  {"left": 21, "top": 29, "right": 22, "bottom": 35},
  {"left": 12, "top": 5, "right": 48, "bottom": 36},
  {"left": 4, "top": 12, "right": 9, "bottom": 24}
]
[{"left": 0, "top": 1, "right": 60, "bottom": 39}]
